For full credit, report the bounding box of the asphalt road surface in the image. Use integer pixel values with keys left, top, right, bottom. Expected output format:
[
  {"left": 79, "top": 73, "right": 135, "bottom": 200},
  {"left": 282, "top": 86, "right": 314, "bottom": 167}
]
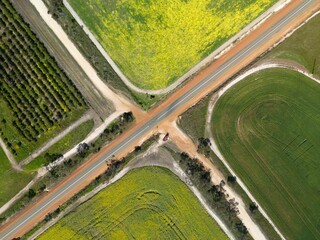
[{"left": 0, "top": 0, "right": 316, "bottom": 239}]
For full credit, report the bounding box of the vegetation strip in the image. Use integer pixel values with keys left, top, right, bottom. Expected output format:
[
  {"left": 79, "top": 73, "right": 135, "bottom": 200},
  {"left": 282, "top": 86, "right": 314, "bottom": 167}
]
[
  {"left": 22, "top": 135, "right": 158, "bottom": 239},
  {"left": 0, "top": 147, "right": 34, "bottom": 212}
]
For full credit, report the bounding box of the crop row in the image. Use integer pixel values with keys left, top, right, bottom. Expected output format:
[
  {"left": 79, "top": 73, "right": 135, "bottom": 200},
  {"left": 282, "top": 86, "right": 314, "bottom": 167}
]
[{"left": 0, "top": 0, "right": 86, "bottom": 144}]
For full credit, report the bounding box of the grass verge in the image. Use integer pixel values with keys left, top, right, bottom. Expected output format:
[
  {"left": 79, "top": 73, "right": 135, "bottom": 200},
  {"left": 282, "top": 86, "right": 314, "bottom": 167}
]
[
  {"left": 22, "top": 134, "right": 157, "bottom": 239},
  {"left": 0, "top": 113, "right": 134, "bottom": 225},
  {"left": 0, "top": 148, "right": 34, "bottom": 208},
  {"left": 178, "top": 97, "right": 210, "bottom": 143},
  {"left": 262, "top": 13, "right": 320, "bottom": 75},
  {"left": 0, "top": 119, "right": 93, "bottom": 214},
  {"left": 25, "top": 119, "right": 94, "bottom": 171}
]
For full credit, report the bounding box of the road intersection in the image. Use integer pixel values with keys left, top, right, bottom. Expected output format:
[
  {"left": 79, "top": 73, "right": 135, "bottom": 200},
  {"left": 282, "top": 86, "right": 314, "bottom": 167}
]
[{"left": 0, "top": 0, "right": 318, "bottom": 239}]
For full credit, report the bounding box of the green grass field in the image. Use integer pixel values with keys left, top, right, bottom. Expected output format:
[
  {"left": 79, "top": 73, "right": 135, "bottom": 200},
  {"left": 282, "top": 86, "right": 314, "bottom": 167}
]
[
  {"left": 211, "top": 68, "right": 320, "bottom": 240},
  {"left": 39, "top": 167, "right": 227, "bottom": 239},
  {"left": 178, "top": 97, "right": 209, "bottom": 143},
  {"left": 0, "top": 147, "right": 34, "bottom": 208},
  {"left": 263, "top": 13, "right": 320, "bottom": 76},
  {"left": 68, "top": 0, "right": 276, "bottom": 90}
]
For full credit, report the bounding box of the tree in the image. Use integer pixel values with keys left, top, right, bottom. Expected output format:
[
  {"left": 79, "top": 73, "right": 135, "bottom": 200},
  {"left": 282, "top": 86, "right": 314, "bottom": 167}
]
[
  {"left": 180, "top": 152, "right": 189, "bottom": 160},
  {"left": 200, "top": 169, "right": 211, "bottom": 183},
  {"left": 39, "top": 184, "right": 47, "bottom": 192},
  {"left": 123, "top": 111, "right": 133, "bottom": 122},
  {"left": 44, "top": 153, "right": 63, "bottom": 164},
  {"left": 208, "top": 184, "right": 225, "bottom": 202},
  {"left": 28, "top": 188, "right": 36, "bottom": 199},
  {"left": 236, "top": 221, "right": 248, "bottom": 235},
  {"left": 249, "top": 202, "right": 259, "bottom": 213},
  {"left": 77, "top": 142, "right": 89, "bottom": 157},
  {"left": 44, "top": 213, "right": 52, "bottom": 222},
  {"left": 134, "top": 146, "right": 142, "bottom": 152},
  {"left": 227, "top": 175, "right": 237, "bottom": 183},
  {"left": 227, "top": 198, "right": 239, "bottom": 216},
  {"left": 197, "top": 137, "right": 211, "bottom": 156}
]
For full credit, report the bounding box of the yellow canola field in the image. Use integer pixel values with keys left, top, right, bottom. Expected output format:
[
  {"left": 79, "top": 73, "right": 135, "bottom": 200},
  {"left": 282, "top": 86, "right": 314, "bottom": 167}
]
[
  {"left": 39, "top": 167, "right": 228, "bottom": 239},
  {"left": 69, "top": 0, "right": 276, "bottom": 89}
]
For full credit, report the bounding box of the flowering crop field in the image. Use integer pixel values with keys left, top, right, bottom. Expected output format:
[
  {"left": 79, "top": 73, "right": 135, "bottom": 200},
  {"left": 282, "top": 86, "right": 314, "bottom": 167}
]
[
  {"left": 39, "top": 167, "right": 227, "bottom": 239},
  {"left": 68, "top": 0, "right": 277, "bottom": 90}
]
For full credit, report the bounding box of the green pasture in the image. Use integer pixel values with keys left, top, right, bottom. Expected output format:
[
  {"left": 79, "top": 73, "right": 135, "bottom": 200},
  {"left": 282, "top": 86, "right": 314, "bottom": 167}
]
[
  {"left": 39, "top": 167, "right": 228, "bottom": 239},
  {"left": 212, "top": 69, "right": 320, "bottom": 239},
  {"left": 0, "top": 147, "right": 33, "bottom": 208},
  {"left": 68, "top": 0, "right": 276, "bottom": 90},
  {"left": 263, "top": 13, "right": 320, "bottom": 76}
]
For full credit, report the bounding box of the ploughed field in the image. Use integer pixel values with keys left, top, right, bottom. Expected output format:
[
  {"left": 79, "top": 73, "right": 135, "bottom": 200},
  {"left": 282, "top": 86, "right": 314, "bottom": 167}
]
[
  {"left": 0, "top": 0, "right": 87, "bottom": 161},
  {"left": 211, "top": 68, "right": 320, "bottom": 240},
  {"left": 39, "top": 167, "right": 227, "bottom": 239},
  {"left": 67, "top": 0, "right": 276, "bottom": 90}
]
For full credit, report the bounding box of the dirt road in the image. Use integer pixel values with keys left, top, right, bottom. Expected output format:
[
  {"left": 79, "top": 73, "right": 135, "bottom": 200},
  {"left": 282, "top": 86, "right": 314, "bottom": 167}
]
[{"left": 28, "top": 0, "right": 145, "bottom": 120}]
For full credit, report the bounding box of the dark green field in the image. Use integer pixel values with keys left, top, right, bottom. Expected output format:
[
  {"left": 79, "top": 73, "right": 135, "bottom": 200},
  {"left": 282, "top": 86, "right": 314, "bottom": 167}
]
[
  {"left": 0, "top": 0, "right": 87, "bottom": 161},
  {"left": 212, "top": 68, "right": 320, "bottom": 239}
]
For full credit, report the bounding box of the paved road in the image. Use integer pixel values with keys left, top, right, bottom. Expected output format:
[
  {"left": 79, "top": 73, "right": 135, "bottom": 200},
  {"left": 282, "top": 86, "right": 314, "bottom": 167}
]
[{"left": 0, "top": 0, "right": 316, "bottom": 239}]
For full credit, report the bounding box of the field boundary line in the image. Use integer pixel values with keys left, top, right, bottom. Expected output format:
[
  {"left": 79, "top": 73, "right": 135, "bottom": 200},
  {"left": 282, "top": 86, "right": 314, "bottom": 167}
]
[{"left": 63, "top": 0, "right": 292, "bottom": 94}]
